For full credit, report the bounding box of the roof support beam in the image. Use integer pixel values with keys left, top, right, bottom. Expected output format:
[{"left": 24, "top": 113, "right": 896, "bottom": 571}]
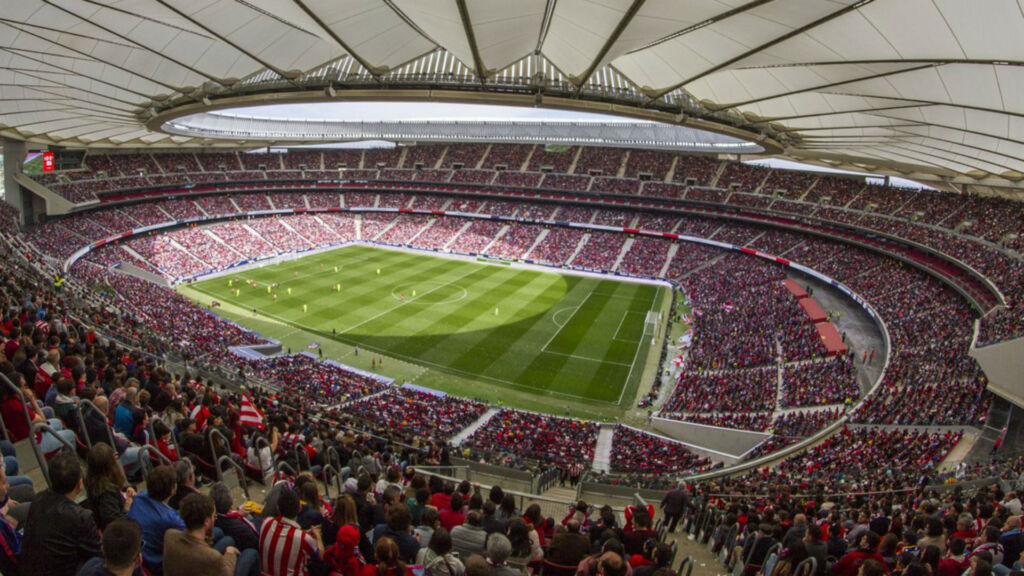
[
  {"left": 574, "top": 0, "right": 646, "bottom": 91},
  {"left": 454, "top": 0, "right": 487, "bottom": 81},
  {"left": 745, "top": 103, "right": 931, "bottom": 124},
  {"left": 625, "top": 0, "right": 774, "bottom": 54},
  {"left": 535, "top": 0, "right": 558, "bottom": 53},
  {"left": 33, "top": 3, "right": 225, "bottom": 85},
  {"left": 150, "top": 0, "right": 297, "bottom": 84},
  {"left": 290, "top": 0, "right": 384, "bottom": 79},
  {"left": 712, "top": 64, "right": 935, "bottom": 111},
  {"left": 652, "top": 0, "right": 878, "bottom": 99}
]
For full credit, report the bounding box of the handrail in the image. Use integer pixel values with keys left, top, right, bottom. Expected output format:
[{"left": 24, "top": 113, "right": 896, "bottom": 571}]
[
  {"left": 30, "top": 421, "right": 76, "bottom": 489},
  {"left": 139, "top": 444, "right": 173, "bottom": 466},
  {"left": 217, "top": 454, "right": 250, "bottom": 500},
  {"left": 137, "top": 444, "right": 173, "bottom": 483},
  {"left": 324, "top": 445, "right": 342, "bottom": 471},
  {"left": 321, "top": 463, "right": 343, "bottom": 498},
  {"left": 78, "top": 399, "right": 116, "bottom": 449},
  {"left": 795, "top": 557, "right": 817, "bottom": 576},
  {"left": 207, "top": 428, "right": 233, "bottom": 481},
  {"left": 678, "top": 556, "right": 694, "bottom": 576},
  {"left": 274, "top": 459, "right": 298, "bottom": 481}
]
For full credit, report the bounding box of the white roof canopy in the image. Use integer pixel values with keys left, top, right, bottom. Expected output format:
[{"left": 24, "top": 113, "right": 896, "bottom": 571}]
[{"left": 1, "top": 0, "right": 1023, "bottom": 185}]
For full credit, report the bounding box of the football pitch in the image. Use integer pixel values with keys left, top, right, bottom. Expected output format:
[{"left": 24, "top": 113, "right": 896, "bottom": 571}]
[{"left": 184, "top": 245, "right": 668, "bottom": 407}]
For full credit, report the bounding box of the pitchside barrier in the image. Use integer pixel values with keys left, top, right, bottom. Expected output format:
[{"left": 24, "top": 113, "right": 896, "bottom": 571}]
[{"left": 448, "top": 456, "right": 536, "bottom": 494}]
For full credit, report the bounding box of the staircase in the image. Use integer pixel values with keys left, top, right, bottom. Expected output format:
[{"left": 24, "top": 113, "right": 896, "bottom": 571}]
[
  {"left": 450, "top": 407, "right": 501, "bottom": 446},
  {"left": 591, "top": 424, "right": 615, "bottom": 473}
]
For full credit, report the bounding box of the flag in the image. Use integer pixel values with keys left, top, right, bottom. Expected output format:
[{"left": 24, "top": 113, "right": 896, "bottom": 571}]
[
  {"left": 721, "top": 304, "right": 735, "bottom": 312},
  {"left": 239, "top": 394, "right": 265, "bottom": 430}
]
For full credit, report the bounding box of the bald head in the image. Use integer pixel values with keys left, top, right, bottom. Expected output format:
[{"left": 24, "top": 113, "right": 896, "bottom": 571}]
[{"left": 93, "top": 396, "right": 109, "bottom": 415}]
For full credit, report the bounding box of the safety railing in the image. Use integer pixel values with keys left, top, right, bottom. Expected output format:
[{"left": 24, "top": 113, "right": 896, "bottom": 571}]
[
  {"left": 217, "top": 454, "right": 250, "bottom": 500},
  {"left": 77, "top": 399, "right": 116, "bottom": 449},
  {"left": 30, "top": 421, "right": 76, "bottom": 488},
  {"left": 137, "top": 444, "right": 173, "bottom": 482}
]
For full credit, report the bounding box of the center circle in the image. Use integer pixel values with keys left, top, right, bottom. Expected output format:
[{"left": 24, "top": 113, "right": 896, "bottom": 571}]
[{"left": 390, "top": 281, "right": 468, "bottom": 305}]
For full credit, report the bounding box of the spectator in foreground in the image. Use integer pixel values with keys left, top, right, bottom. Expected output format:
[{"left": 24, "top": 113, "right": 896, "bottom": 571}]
[
  {"left": 76, "top": 518, "right": 144, "bottom": 576},
  {"left": 126, "top": 465, "right": 183, "bottom": 575},
  {"left": 484, "top": 534, "right": 521, "bottom": 576},
  {"left": 364, "top": 536, "right": 413, "bottom": 576},
  {"left": 20, "top": 451, "right": 102, "bottom": 576},
  {"left": 416, "top": 528, "right": 466, "bottom": 576},
  {"left": 260, "top": 487, "right": 323, "bottom": 576},
  {"left": 831, "top": 531, "right": 884, "bottom": 576},
  {"left": 212, "top": 482, "right": 260, "bottom": 551},
  {"left": 84, "top": 442, "right": 136, "bottom": 531},
  {"left": 164, "top": 492, "right": 259, "bottom": 576}
]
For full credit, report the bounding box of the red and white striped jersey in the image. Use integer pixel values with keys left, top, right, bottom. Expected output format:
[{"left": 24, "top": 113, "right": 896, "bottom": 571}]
[{"left": 259, "top": 516, "right": 319, "bottom": 576}]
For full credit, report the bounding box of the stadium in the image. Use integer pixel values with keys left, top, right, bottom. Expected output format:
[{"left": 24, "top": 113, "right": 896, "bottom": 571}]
[{"left": 0, "top": 2, "right": 1022, "bottom": 576}]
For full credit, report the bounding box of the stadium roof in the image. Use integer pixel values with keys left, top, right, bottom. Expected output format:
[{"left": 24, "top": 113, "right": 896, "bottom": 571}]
[{"left": 2, "top": 0, "right": 1024, "bottom": 190}]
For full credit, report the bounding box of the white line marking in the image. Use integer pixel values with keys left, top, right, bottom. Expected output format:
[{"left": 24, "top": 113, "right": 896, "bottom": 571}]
[
  {"left": 338, "top": 266, "right": 480, "bottom": 335},
  {"left": 616, "top": 287, "right": 662, "bottom": 405},
  {"left": 612, "top": 310, "right": 644, "bottom": 343},
  {"left": 541, "top": 292, "right": 592, "bottom": 352},
  {"left": 541, "top": 350, "right": 632, "bottom": 366}
]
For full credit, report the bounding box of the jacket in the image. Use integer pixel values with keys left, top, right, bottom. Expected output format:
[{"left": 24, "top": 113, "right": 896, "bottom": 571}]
[
  {"left": 163, "top": 529, "right": 235, "bottom": 576},
  {"left": 547, "top": 531, "right": 591, "bottom": 565},
  {"left": 450, "top": 523, "right": 488, "bottom": 558},
  {"left": 19, "top": 490, "right": 102, "bottom": 576},
  {"left": 86, "top": 487, "right": 127, "bottom": 531}
]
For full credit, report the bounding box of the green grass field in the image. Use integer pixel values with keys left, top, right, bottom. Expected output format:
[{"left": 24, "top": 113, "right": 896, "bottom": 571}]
[{"left": 184, "top": 245, "right": 667, "bottom": 407}]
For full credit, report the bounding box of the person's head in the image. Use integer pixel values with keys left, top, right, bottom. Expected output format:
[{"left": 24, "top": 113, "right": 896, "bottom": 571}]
[
  {"left": 421, "top": 506, "right": 440, "bottom": 528},
  {"left": 179, "top": 493, "right": 216, "bottom": 538},
  {"left": 500, "top": 493, "right": 516, "bottom": 514},
  {"left": 465, "top": 510, "right": 482, "bottom": 527},
  {"left": 465, "top": 555, "right": 490, "bottom": 576},
  {"left": 299, "top": 481, "right": 320, "bottom": 511},
  {"left": 486, "top": 533, "right": 512, "bottom": 565},
  {"left": 333, "top": 494, "right": 359, "bottom": 527},
  {"left": 93, "top": 395, "right": 110, "bottom": 415},
  {"left": 973, "top": 559, "right": 993, "bottom": 576},
  {"left": 858, "top": 559, "right": 886, "bottom": 576},
  {"left": 523, "top": 504, "right": 542, "bottom": 526},
  {"left": 926, "top": 517, "right": 944, "bottom": 537},
  {"left": 278, "top": 487, "right": 301, "bottom": 520},
  {"left": 49, "top": 450, "right": 83, "bottom": 497},
  {"left": 146, "top": 465, "right": 177, "bottom": 502},
  {"left": 429, "top": 527, "right": 453, "bottom": 556},
  {"left": 85, "top": 442, "right": 127, "bottom": 495},
  {"left": 101, "top": 519, "right": 143, "bottom": 575},
  {"left": 633, "top": 508, "right": 651, "bottom": 529},
  {"left": 805, "top": 523, "right": 822, "bottom": 543},
  {"left": 386, "top": 503, "right": 413, "bottom": 531},
  {"left": 566, "top": 518, "right": 581, "bottom": 533},
  {"left": 489, "top": 486, "right": 504, "bottom": 505},
  {"left": 879, "top": 533, "right": 899, "bottom": 556},
  {"left": 948, "top": 537, "right": 967, "bottom": 557},
  {"left": 173, "top": 459, "right": 195, "bottom": 489},
  {"left": 983, "top": 524, "right": 1000, "bottom": 543},
  {"left": 507, "top": 518, "right": 531, "bottom": 554},
  {"left": 449, "top": 493, "right": 463, "bottom": 512},
  {"left": 651, "top": 542, "right": 673, "bottom": 567},
  {"left": 597, "top": 552, "right": 627, "bottom": 576},
  {"left": 374, "top": 536, "right": 405, "bottom": 573},
  {"left": 210, "top": 482, "right": 234, "bottom": 515},
  {"left": 859, "top": 530, "right": 881, "bottom": 551}
]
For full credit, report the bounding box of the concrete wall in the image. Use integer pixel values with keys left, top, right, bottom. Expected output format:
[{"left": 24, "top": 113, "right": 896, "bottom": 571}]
[{"left": 651, "top": 416, "right": 769, "bottom": 460}]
